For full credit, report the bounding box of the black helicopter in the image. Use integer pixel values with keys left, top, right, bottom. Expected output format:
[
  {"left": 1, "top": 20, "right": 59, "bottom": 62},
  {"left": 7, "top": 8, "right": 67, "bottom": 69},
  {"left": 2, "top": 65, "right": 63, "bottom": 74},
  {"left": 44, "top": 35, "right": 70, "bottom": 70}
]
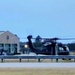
[{"left": 27, "top": 35, "right": 70, "bottom": 55}]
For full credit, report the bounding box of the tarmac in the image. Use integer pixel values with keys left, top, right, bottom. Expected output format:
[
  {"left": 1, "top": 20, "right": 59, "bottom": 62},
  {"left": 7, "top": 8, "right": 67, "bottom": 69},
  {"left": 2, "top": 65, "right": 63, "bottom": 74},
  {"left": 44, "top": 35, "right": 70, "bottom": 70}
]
[{"left": 0, "top": 63, "right": 75, "bottom": 68}]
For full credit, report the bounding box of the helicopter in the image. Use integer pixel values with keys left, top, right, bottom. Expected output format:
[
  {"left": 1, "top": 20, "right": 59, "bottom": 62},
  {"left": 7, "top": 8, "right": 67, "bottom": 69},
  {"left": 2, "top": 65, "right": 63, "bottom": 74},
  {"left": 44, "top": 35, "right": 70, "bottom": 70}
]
[{"left": 26, "top": 35, "right": 70, "bottom": 55}]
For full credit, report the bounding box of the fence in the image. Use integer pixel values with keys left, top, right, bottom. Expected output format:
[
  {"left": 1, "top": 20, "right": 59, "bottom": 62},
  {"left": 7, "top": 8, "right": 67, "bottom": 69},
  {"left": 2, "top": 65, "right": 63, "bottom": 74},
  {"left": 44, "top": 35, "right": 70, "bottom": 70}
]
[{"left": 0, "top": 55, "right": 75, "bottom": 62}]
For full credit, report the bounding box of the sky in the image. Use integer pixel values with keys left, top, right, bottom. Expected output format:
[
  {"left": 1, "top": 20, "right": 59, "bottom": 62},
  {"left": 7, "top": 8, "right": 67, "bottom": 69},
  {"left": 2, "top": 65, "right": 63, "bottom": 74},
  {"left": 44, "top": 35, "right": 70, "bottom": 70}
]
[{"left": 0, "top": 0, "right": 75, "bottom": 43}]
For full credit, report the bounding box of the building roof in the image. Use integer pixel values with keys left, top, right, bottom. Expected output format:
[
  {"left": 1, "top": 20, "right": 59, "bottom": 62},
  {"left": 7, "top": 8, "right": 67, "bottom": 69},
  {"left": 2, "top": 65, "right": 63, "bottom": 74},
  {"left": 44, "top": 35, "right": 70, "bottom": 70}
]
[
  {"left": 0, "top": 31, "right": 19, "bottom": 39},
  {"left": 0, "top": 31, "right": 5, "bottom": 35}
]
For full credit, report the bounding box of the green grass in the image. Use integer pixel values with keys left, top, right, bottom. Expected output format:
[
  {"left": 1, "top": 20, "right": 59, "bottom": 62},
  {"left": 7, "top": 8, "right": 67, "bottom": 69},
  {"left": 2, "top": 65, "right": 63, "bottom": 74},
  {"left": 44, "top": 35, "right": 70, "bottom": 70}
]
[{"left": 0, "top": 68, "right": 75, "bottom": 75}]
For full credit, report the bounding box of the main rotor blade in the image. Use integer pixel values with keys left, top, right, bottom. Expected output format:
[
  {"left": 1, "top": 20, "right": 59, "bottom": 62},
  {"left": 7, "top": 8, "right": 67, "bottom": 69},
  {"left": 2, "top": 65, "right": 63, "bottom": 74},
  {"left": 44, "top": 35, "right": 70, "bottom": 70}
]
[
  {"left": 20, "top": 37, "right": 75, "bottom": 40},
  {"left": 59, "top": 38, "right": 75, "bottom": 40},
  {"left": 32, "top": 37, "right": 75, "bottom": 40}
]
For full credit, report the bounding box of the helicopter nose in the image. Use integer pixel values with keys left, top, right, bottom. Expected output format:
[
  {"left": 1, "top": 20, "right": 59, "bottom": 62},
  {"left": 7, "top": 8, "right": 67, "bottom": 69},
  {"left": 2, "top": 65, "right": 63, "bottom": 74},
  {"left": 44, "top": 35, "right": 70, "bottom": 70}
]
[{"left": 27, "top": 35, "right": 32, "bottom": 39}]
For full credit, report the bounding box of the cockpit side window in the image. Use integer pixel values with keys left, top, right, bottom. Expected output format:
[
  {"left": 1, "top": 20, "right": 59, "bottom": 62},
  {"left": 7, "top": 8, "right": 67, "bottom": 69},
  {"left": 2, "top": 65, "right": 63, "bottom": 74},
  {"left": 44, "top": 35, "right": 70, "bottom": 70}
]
[
  {"left": 59, "top": 47, "right": 64, "bottom": 51},
  {"left": 65, "top": 46, "right": 69, "bottom": 51}
]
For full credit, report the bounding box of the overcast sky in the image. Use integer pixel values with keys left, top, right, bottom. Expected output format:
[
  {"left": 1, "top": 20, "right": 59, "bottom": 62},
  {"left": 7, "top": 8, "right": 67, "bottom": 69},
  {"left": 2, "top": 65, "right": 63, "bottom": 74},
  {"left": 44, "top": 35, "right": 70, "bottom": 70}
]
[{"left": 0, "top": 0, "right": 75, "bottom": 43}]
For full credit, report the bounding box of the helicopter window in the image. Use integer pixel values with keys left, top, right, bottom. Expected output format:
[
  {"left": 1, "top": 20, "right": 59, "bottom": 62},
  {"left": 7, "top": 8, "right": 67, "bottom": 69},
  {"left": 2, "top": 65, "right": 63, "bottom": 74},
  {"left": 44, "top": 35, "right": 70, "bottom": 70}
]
[
  {"left": 44, "top": 42, "right": 51, "bottom": 46},
  {"left": 59, "top": 47, "right": 64, "bottom": 51},
  {"left": 65, "top": 46, "right": 69, "bottom": 51}
]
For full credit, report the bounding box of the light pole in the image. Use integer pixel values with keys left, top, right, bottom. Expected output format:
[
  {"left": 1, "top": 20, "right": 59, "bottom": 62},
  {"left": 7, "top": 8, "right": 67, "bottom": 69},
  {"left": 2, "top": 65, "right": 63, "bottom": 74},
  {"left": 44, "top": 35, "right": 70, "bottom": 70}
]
[{"left": 24, "top": 44, "right": 30, "bottom": 62}]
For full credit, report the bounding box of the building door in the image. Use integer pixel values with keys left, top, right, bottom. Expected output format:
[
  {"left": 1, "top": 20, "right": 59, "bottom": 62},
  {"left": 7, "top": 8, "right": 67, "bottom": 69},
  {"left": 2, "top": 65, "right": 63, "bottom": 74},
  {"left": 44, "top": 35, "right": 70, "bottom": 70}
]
[
  {"left": 0, "top": 44, "right": 4, "bottom": 55},
  {"left": 11, "top": 44, "right": 17, "bottom": 54}
]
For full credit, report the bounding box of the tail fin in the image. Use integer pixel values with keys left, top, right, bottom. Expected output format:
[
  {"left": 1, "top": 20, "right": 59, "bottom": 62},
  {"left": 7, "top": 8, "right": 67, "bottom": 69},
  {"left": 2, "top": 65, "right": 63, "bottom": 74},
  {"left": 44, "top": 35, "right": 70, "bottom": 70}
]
[{"left": 27, "top": 35, "right": 35, "bottom": 51}]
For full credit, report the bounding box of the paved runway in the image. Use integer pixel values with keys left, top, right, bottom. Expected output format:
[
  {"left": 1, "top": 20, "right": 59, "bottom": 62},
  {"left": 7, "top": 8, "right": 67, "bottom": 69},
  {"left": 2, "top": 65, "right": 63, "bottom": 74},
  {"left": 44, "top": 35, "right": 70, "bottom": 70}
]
[{"left": 0, "top": 63, "right": 75, "bottom": 68}]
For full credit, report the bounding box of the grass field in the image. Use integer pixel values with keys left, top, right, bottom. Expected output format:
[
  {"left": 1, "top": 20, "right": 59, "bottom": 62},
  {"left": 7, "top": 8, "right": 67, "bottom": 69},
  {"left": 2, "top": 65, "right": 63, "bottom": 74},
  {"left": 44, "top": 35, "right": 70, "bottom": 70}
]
[{"left": 0, "top": 68, "right": 75, "bottom": 75}]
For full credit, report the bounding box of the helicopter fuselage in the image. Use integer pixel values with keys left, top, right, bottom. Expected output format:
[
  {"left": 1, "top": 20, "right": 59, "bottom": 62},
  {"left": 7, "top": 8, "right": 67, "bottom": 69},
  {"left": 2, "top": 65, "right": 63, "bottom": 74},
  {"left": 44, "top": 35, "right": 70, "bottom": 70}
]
[{"left": 27, "top": 35, "right": 70, "bottom": 55}]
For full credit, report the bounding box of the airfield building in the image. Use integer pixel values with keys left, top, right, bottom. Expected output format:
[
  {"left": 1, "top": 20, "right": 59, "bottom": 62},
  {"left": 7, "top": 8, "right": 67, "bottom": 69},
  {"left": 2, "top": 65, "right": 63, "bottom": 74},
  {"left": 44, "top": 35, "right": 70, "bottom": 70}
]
[{"left": 0, "top": 31, "right": 20, "bottom": 54}]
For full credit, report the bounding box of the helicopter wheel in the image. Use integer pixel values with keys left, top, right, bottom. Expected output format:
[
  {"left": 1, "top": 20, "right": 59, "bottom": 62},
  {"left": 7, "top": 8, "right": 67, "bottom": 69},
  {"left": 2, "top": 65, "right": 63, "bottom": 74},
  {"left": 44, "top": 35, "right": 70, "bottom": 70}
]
[
  {"left": 68, "top": 58, "right": 71, "bottom": 60},
  {"left": 62, "top": 58, "right": 71, "bottom": 60},
  {"left": 62, "top": 58, "right": 65, "bottom": 60}
]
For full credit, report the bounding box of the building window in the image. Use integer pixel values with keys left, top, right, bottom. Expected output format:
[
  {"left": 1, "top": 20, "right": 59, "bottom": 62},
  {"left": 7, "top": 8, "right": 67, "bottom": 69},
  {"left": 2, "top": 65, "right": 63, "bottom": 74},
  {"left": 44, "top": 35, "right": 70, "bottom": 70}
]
[
  {"left": 0, "top": 44, "right": 4, "bottom": 49},
  {"left": 4, "top": 44, "right": 11, "bottom": 53},
  {"left": 6, "top": 35, "right": 9, "bottom": 40}
]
